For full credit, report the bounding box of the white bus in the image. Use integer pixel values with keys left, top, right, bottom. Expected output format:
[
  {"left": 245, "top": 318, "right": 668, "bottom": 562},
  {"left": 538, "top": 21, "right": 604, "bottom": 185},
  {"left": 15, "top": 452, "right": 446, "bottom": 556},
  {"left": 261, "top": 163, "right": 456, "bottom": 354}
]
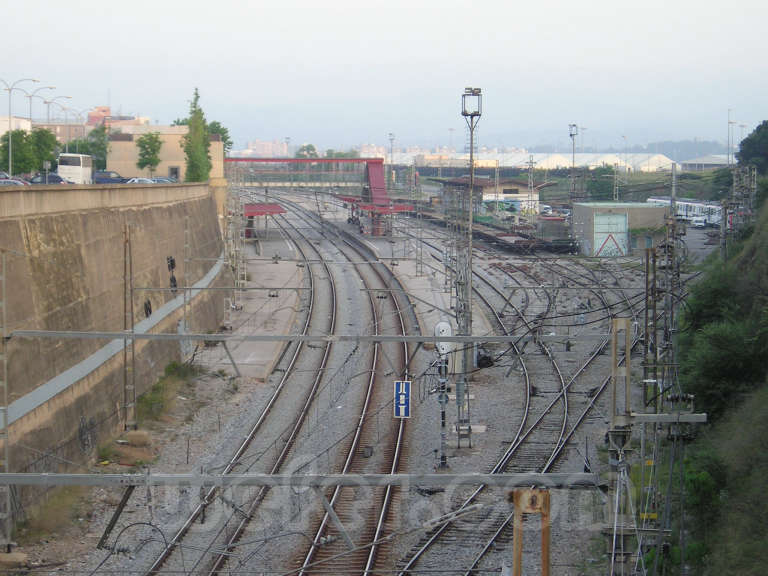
[{"left": 57, "top": 153, "right": 93, "bottom": 184}]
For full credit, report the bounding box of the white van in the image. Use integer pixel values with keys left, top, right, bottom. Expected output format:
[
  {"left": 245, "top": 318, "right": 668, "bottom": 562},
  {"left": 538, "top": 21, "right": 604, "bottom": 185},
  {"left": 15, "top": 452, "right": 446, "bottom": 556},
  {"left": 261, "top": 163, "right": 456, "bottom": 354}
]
[
  {"left": 692, "top": 216, "right": 706, "bottom": 228},
  {"left": 57, "top": 154, "right": 93, "bottom": 184}
]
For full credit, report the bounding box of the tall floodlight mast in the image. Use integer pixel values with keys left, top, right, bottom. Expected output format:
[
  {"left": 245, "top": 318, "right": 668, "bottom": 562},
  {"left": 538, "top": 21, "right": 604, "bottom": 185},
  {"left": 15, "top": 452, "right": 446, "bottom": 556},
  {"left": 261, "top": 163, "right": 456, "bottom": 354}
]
[
  {"left": 455, "top": 87, "right": 481, "bottom": 448},
  {"left": 568, "top": 123, "right": 578, "bottom": 205}
]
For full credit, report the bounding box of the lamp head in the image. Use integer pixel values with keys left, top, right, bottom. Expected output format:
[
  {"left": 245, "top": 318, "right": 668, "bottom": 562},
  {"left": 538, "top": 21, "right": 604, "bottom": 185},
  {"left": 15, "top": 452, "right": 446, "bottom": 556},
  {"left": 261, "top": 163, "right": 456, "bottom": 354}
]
[{"left": 462, "top": 87, "right": 482, "bottom": 118}]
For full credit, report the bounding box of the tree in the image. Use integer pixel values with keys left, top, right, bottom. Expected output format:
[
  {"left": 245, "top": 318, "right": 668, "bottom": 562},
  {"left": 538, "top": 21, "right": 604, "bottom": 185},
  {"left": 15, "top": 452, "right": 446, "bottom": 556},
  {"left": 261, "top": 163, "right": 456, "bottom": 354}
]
[
  {"left": 174, "top": 116, "right": 231, "bottom": 156},
  {"left": 66, "top": 138, "right": 91, "bottom": 157},
  {"left": 757, "top": 176, "right": 768, "bottom": 209},
  {"left": 181, "top": 88, "right": 211, "bottom": 182},
  {"left": 324, "top": 148, "right": 359, "bottom": 158},
  {"left": 57, "top": 125, "right": 109, "bottom": 169},
  {"left": 737, "top": 120, "right": 768, "bottom": 175},
  {"left": 585, "top": 165, "right": 615, "bottom": 201},
  {"left": 136, "top": 132, "right": 163, "bottom": 177},
  {"left": 0, "top": 130, "right": 38, "bottom": 175},
  {"left": 295, "top": 144, "right": 318, "bottom": 158},
  {"left": 87, "top": 124, "right": 109, "bottom": 170},
  {"left": 207, "top": 121, "right": 232, "bottom": 156},
  {"left": 28, "top": 128, "right": 58, "bottom": 173}
]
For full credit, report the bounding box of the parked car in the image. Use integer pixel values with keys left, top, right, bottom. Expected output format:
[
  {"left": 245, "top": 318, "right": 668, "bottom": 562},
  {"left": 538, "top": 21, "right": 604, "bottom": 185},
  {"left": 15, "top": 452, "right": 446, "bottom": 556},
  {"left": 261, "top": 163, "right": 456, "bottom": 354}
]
[
  {"left": 151, "top": 177, "right": 177, "bottom": 183},
  {"left": 125, "top": 177, "right": 155, "bottom": 184},
  {"left": 0, "top": 171, "right": 9, "bottom": 179},
  {"left": 0, "top": 178, "right": 27, "bottom": 186},
  {"left": 93, "top": 170, "right": 128, "bottom": 184},
  {"left": 29, "top": 173, "right": 74, "bottom": 185}
]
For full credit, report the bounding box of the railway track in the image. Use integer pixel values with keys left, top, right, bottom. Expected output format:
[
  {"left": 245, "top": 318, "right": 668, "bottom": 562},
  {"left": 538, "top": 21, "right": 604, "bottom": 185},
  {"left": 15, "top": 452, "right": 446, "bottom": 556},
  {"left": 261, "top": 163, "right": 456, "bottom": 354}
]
[
  {"left": 393, "top": 219, "right": 646, "bottom": 575},
  {"left": 201, "top": 214, "right": 345, "bottom": 574},
  {"left": 273, "top": 197, "right": 415, "bottom": 575},
  {"left": 457, "top": 261, "right": 627, "bottom": 575},
  {"left": 143, "top": 191, "right": 351, "bottom": 575},
  {"left": 139, "top": 190, "right": 417, "bottom": 576},
  {"left": 100, "top": 191, "right": 668, "bottom": 575}
]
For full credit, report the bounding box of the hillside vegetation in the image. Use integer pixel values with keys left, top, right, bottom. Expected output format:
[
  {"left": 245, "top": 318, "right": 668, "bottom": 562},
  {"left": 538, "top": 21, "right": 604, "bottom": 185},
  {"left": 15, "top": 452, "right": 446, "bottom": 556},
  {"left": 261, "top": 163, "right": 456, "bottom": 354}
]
[
  {"left": 680, "top": 199, "right": 768, "bottom": 574},
  {"left": 680, "top": 203, "right": 768, "bottom": 418}
]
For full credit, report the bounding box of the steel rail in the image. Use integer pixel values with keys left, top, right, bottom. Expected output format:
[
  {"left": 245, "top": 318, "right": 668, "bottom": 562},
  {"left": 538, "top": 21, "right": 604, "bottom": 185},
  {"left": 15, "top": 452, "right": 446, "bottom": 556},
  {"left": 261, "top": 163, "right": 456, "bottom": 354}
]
[
  {"left": 203, "top": 214, "right": 340, "bottom": 574},
  {"left": 461, "top": 259, "right": 643, "bottom": 575},
  {"left": 513, "top": 257, "right": 618, "bottom": 467},
  {"left": 365, "top": 238, "right": 411, "bottom": 575},
  {"left": 396, "top": 223, "right": 634, "bottom": 575},
  {"left": 281, "top": 196, "right": 411, "bottom": 575},
  {"left": 298, "top": 250, "right": 381, "bottom": 573},
  {"left": 145, "top": 205, "right": 327, "bottom": 575},
  {"left": 396, "top": 233, "right": 571, "bottom": 575}
]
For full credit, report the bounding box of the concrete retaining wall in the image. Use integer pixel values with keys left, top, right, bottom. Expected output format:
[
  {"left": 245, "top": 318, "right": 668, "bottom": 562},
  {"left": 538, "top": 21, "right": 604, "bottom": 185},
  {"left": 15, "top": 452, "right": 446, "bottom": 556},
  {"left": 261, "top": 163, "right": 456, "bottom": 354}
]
[{"left": 0, "top": 183, "right": 230, "bottom": 483}]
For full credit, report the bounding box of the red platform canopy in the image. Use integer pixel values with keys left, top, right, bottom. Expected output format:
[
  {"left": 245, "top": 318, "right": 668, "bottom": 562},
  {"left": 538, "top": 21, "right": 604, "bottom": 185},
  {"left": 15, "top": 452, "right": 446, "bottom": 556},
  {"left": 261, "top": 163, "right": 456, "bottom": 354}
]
[
  {"left": 335, "top": 195, "right": 362, "bottom": 203},
  {"left": 358, "top": 203, "right": 414, "bottom": 214},
  {"left": 243, "top": 203, "right": 286, "bottom": 217}
]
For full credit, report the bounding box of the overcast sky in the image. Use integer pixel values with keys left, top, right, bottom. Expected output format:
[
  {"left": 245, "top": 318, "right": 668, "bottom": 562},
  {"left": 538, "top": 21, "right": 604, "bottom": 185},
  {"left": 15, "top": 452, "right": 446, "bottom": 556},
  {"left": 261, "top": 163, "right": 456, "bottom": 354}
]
[{"left": 4, "top": 0, "right": 766, "bottom": 151}]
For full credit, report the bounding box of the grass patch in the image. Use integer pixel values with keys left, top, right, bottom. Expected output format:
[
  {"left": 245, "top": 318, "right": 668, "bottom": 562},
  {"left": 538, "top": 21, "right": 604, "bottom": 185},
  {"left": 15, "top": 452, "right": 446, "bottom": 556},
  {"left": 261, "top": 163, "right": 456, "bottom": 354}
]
[
  {"left": 15, "top": 487, "right": 90, "bottom": 545},
  {"left": 97, "top": 442, "right": 115, "bottom": 462},
  {"left": 136, "top": 361, "right": 199, "bottom": 425}
]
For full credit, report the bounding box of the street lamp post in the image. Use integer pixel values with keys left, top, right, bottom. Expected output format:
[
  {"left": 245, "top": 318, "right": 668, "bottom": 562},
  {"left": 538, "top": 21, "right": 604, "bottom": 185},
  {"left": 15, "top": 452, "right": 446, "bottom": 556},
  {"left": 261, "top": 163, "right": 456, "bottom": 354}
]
[
  {"left": 60, "top": 106, "right": 71, "bottom": 153},
  {"left": 622, "top": 134, "right": 628, "bottom": 172},
  {"left": 388, "top": 132, "right": 395, "bottom": 190},
  {"left": 46, "top": 100, "right": 74, "bottom": 153},
  {"left": 1, "top": 77, "right": 38, "bottom": 177},
  {"left": 43, "top": 95, "right": 71, "bottom": 124},
  {"left": 457, "top": 86, "right": 482, "bottom": 448},
  {"left": 568, "top": 123, "right": 579, "bottom": 205},
  {"left": 20, "top": 85, "right": 55, "bottom": 125},
  {"left": 69, "top": 108, "right": 90, "bottom": 153}
]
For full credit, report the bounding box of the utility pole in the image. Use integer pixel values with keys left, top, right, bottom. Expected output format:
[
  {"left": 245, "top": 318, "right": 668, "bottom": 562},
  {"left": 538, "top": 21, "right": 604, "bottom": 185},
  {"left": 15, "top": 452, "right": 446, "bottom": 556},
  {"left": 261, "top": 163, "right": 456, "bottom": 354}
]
[
  {"left": 727, "top": 109, "right": 734, "bottom": 167},
  {"left": 388, "top": 132, "right": 395, "bottom": 191},
  {"left": 644, "top": 161, "right": 707, "bottom": 576},
  {"left": 569, "top": 124, "right": 579, "bottom": 240},
  {"left": 527, "top": 155, "right": 537, "bottom": 233},
  {"left": 607, "top": 317, "right": 635, "bottom": 575},
  {"left": 455, "top": 87, "right": 482, "bottom": 448},
  {"left": 664, "top": 164, "right": 678, "bottom": 345},
  {"left": 494, "top": 160, "right": 500, "bottom": 219},
  {"left": 719, "top": 198, "right": 728, "bottom": 261},
  {"left": 569, "top": 124, "right": 578, "bottom": 206},
  {"left": 0, "top": 251, "right": 12, "bottom": 551},
  {"left": 123, "top": 225, "right": 136, "bottom": 430},
  {"left": 434, "top": 321, "right": 452, "bottom": 469}
]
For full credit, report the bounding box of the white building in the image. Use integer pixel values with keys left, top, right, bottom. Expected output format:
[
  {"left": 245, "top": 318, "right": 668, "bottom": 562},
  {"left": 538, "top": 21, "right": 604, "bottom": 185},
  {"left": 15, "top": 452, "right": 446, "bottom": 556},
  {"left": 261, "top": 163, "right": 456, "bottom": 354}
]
[
  {"left": 409, "top": 151, "right": 678, "bottom": 172},
  {"left": 0, "top": 116, "right": 32, "bottom": 137}
]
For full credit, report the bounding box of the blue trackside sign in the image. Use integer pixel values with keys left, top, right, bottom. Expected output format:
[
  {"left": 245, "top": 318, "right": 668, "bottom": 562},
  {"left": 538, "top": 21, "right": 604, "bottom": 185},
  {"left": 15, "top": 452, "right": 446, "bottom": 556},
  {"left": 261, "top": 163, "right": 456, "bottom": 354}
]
[{"left": 394, "top": 380, "right": 411, "bottom": 418}]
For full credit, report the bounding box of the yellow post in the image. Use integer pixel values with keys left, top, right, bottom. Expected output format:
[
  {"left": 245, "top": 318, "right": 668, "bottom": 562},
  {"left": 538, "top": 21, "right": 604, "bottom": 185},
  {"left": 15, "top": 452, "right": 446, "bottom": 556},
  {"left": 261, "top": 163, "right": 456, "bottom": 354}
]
[{"left": 512, "top": 488, "right": 551, "bottom": 576}]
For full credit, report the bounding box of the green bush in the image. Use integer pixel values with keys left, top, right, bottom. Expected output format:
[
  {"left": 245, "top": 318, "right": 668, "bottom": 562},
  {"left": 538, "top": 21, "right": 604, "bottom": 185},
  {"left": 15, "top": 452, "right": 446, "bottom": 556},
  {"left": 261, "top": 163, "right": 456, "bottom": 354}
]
[
  {"left": 679, "top": 199, "right": 768, "bottom": 418},
  {"left": 679, "top": 198, "right": 768, "bottom": 574},
  {"left": 137, "top": 361, "right": 198, "bottom": 423},
  {"left": 685, "top": 384, "right": 768, "bottom": 574}
]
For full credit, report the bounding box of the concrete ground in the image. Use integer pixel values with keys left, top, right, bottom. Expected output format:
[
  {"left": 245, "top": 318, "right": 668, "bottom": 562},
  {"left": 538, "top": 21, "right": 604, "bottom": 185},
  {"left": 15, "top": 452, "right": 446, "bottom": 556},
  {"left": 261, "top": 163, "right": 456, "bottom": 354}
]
[
  {"left": 194, "top": 234, "right": 302, "bottom": 380},
  {"left": 684, "top": 225, "right": 719, "bottom": 263}
]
